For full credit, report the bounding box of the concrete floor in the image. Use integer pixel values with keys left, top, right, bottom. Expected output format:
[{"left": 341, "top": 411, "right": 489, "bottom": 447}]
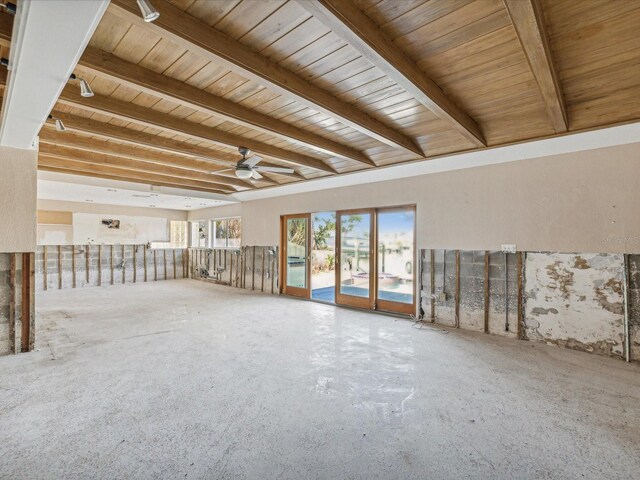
[{"left": 1, "top": 280, "right": 639, "bottom": 479}]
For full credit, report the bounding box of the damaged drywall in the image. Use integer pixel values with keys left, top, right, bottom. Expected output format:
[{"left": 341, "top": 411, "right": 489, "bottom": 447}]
[{"left": 524, "top": 253, "right": 625, "bottom": 358}]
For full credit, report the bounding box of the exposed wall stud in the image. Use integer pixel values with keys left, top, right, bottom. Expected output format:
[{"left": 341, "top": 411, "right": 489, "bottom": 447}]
[
  {"left": 162, "top": 250, "right": 166, "bottom": 280},
  {"left": 252, "top": 246, "right": 256, "bottom": 290},
  {"left": 43, "top": 245, "right": 48, "bottom": 290},
  {"left": 133, "top": 245, "right": 137, "bottom": 283},
  {"left": 86, "top": 245, "right": 90, "bottom": 284},
  {"left": 72, "top": 245, "right": 76, "bottom": 288},
  {"left": 430, "top": 249, "right": 435, "bottom": 322},
  {"left": 484, "top": 251, "right": 490, "bottom": 334},
  {"left": 517, "top": 251, "right": 524, "bottom": 339},
  {"left": 455, "top": 250, "right": 460, "bottom": 328},
  {"left": 57, "top": 245, "right": 62, "bottom": 289},
  {"left": 98, "top": 245, "right": 102, "bottom": 286},
  {"left": 173, "top": 249, "right": 177, "bottom": 279},
  {"left": 122, "top": 244, "right": 126, "bottom": 284},
  {"left": 261, "top": 246, "right": 265, "bottom": 292},
  {"left": 153, "top": 249, "right": 157, "bottom": 281},
  {"left": 9, "top": 253, "right": 16, "bottom": 354},
  {"left": 143, "top": 244, "right": 148, "bottom": 282},
  {"left": 110, "top": 245, "right": 114, "bottom": 285},
  {"left": 28, "top": 253, "right": 35, "bottom": 351},
  {"left": 21, "top": 253, "right": 31, "bottom": 352}
]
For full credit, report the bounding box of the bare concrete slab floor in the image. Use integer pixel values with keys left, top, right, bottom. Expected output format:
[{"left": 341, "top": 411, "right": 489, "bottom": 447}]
[{"left": 1, "top": 280, "right": 639, "bottom": 479}]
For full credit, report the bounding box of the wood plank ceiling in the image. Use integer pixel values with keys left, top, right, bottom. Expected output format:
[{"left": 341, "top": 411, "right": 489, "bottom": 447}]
[{"left": 1, "top": 0, "right": 638, "bottom": 194}]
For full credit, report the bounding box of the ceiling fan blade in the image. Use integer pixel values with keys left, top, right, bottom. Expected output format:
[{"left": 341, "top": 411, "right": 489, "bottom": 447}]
[
  {"left": 251, "top": 170, "right": 263, "bottom": 180},
  {"left": 243, "top": 155, "right": 263, "bottom": 168},
  {"left": 254, "top": 166, "right": 294, "bottom": 174}
]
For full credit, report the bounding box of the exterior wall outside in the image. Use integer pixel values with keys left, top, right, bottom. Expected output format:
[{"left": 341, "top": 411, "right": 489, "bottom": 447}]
[{"left": 189, "top": 143, "right": 640, "bottom": 254}]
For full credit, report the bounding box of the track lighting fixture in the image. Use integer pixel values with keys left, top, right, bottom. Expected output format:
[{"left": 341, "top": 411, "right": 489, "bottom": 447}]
[
  {"left": 136, "top": 0, "right": 159, "bottom": 22},
  {"left": 0, "top": 3, "right": 17, "bottom": 15},
  {"left": 0, "top": 57, "right": 8, "bottom": 67},
  {"left": 48, "top": 115, "right": 66, "bottom": 132},
  {"left": 69, "top": 73, "right": 94, "bottom": 98}
]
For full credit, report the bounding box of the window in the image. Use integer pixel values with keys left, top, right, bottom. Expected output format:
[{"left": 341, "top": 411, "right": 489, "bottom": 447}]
[
  {"left": 212, "top": 217, "right": 241, "bottom": 248},
  {"left": 150, "top": 221, "right": 189, "bottom": 249},
  {"left": 190, "top": 221, "right": 208, "bottom": 248}
]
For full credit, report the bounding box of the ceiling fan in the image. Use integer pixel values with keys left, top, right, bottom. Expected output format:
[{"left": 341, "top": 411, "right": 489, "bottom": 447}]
[{"left": 222, "top": 147, "right": 295, "bottom": 180}]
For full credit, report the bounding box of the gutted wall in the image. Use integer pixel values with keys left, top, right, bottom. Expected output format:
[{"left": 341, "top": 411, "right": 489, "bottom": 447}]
[
  {"left": 0, "top": 146, "right": 38, "bottom": 253},
  {"left": 35, "top": 245, "right": 187, "bottom": 291},
  {"left": 190, "top": 143, "right": 640, "bottom": 254},
  {"left": 189, "top": 247, "right": 279, "bottom": 294},
  {"left": 421, "top": 249, "right": 637, "bottom": 362},
  {"left": 0, "top": 253, "right": 35, "bottom": 355}
]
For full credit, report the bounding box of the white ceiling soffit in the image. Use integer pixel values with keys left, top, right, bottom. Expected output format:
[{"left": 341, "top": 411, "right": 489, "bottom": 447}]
[
  {"left": 0, "top": 0, "right": 109, "bottom": 149},
  {"left": 38, "top": 171, "right": 237, "bottom": 211},
  {"left": 233, "top": 123, "right": 640, "bottom": 202}
]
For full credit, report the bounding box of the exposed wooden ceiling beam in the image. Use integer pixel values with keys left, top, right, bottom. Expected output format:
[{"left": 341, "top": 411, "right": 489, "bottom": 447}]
[
  {"left": 39, "top": 165, "right": 229, "bottom": 195},
  {"left": 503, "top": 0, "right": 568, "bottom": 133},
  {"left": 0, "top": 11, "right": 12, "bottom": 48},
  {"left": 38, "top": 129, "right": 262, "bottom": 188},
  {"left": 300, "top": 0, "right": 486, "bottom": 147},
  {"left": 39, "top": 156, "right": 233, "bottom": 194},
  {"left": 48, "top": 111, "right": 304, "bottom": 180},
  {"left": 78, "top": 47, "right": 375, "bottom": 166},
  {"left": 56, "top": 85, "right": 337, "bottom": 173},
  {"left": 108, "top": 0, "right": 423, "bottom": 157},
  {"left": 39, "top": 143, "right": 241, "bottom": 192}
]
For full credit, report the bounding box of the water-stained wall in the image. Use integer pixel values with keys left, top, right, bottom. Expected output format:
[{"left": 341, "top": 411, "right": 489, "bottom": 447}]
[
  {"left": 420, "top": 249, "right": 637, "bottom": 362},
  {"left": 524, "top": 253, "right": 625, "bottom": 357}
]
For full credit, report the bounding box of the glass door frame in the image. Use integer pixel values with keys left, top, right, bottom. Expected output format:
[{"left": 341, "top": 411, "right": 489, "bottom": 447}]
[
  {"left": 375, "top": 205, "right": 417, "bottom": 315},
  {"left": 280, "top": 213, "right": 311, "bottom": 298},
  {"left": 334, "top": 208, "right": 376, "bottom": 310}
]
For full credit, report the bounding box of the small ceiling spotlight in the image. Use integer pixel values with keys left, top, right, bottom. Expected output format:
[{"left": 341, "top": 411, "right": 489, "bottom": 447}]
[
  {"left": 69, "top": 73, "right": 94, "bottom": 97},
  {"left": 48, "top": 114, "right": 66, "bottom": 132},
  {"left": 136, "top": 0, "right": 160, "bottom": 22},
  {"left": 0, "top": 3, "right": 17, "bottom": 14}
]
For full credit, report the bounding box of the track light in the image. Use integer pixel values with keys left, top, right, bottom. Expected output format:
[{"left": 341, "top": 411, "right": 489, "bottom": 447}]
[
  {"left": 69, "top": 73, "right": 94, "bottom": 98},
  {"left": 79, "top": 78, "right": 94, "bottom": 97},
  {"left": 0, "top": 57, "right": 8, "bottom": 67},
  {"left": 48, "top": 115, "right": 66, "bottom": 132},
  {"left": 136, "top": 0, "right": 159, "bottom": 22},
  {"left": 0, "top": 3, "right": 17, "bottom": 15}
]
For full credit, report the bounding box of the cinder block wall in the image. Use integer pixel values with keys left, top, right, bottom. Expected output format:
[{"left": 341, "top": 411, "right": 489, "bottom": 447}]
[
  {"left": 421, "top": 250, "right": 639, "bottom": 362},
  {"left": 35, "top": 245, "right": 187, "bottom": 292},
  {"left": 189, "top": 246, "right": 279, "bottom": 294}
]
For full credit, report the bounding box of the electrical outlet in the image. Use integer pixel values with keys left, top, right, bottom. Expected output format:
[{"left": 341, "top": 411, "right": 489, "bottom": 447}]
[
  {"left": 501, "top": 244, "right": 517, "bottom": 253},
  {"left": 438, "top": 292, "right": 447, "bottom": 302}
]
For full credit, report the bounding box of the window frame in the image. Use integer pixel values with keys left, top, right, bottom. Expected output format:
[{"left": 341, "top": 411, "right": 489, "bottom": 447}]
[{"left": 210, "top": 216, "right": 241, "bottom": 249}]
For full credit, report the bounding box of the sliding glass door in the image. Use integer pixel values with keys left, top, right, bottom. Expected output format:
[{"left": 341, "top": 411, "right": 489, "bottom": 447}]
[
  {"left": 281, "top": 214, "right": 310, "bottom": 298},
  {"left": 335, "top": 209, "right": 375, "bottom": 310},
  {"left": 376, "top": 207, "right": 416, "bottom": 314},
  {"left": 281, "top": 206, "right": 416, "bottom": 315}
]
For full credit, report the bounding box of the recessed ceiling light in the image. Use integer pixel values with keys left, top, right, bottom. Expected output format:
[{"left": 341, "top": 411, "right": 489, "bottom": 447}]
[
  {"left": 185, "top": 205, "right": 192, "bottom": 208},
  {"left": 149, "top": 205, "right": 156, "bottom": 208},
  {"left": 107, "top": 189, "right": 117, "bottom": 192},
  {"left": 84, "top": 199, "right": 93, "bottom": 203}
]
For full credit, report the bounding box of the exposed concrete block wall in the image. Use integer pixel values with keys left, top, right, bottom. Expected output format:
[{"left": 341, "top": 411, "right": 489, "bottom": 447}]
[
  {"left": 421, "top": 249, "right": 637, "bottom": 362},
  {"left": 421, "top": 250, "right": 519, "bottom": 337},
  {"left": 35, "top": 245, "right": 187, "bottom": 292},
  {"left": 0, "top": 253, "right": 35, "bottom": 356},
  {"left": 189, "top": 247, "right": 279, "bottom": 294}
]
